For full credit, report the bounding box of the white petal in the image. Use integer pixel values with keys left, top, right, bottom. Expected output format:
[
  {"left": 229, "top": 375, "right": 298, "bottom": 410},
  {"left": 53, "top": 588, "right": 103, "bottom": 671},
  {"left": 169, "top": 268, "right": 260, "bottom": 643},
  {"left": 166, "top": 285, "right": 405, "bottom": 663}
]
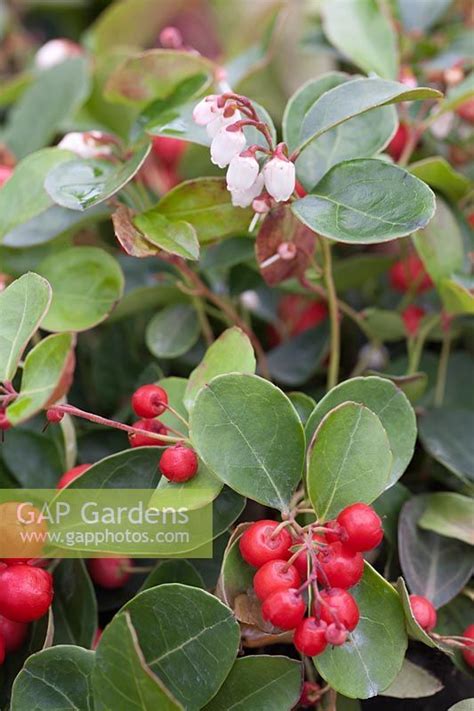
[
  {"left": 206, "top": 109, "right": 241, "bottom": 139},
  {"left": 210, "top": 128, "right": 246, "bottom": 168},
  {"left": 35, "top": 39, "right": 81, "bottom": 70},
  {"left": 230, "top": 173, "right": 264, "bottom": 207},
  {"left": 192, "top": 95, "right": 218, "bottom": 126},
  {"left": 58, "top": 132, "right": 111, "bottom": 159},
  {"left": 226, "top": 155, "right": 259, "bottom": 191},
  {"left": 263, "top": 157, "right": 295, "bottom": 202}
]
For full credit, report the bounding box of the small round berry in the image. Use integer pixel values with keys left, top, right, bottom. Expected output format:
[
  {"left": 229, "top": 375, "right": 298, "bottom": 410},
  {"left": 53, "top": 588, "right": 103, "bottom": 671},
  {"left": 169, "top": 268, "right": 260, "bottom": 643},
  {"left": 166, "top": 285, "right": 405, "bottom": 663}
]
[
  {"left": 325, "top": 623, "right": 348, "bottom": 646},
  {"left": 129, "top": 419, "right": 168, "bottom": 447},
  {"left": 0, "top": 565, "right": 53, "bottom": 623},
  {"left": 462, "top": 624, "right": 474, "bottom": 668},
  {"left": 317, "top": 542, "right": 364, "bottom": 589},
  {"left": 387, "top": 123, "right": 410, "bottom": 161},
  {"left": 57, "top": 463, "right": 91, "bottom": 490},
  {"left": 389, "top": 255, "right": 432, "bottom": 294},
  {"left": 132, "top": 384, "right": 168, "bottom": 419},
  {"left": 88, "top": 557, "right": 131, "bottom": 589},
  {"left": 46, "top": 408, "right": 64, "bottom": 424},
  {"left": 0, "top": 614, "right": 29, "bottom": 652},
  {"left": 293, "top": 533, "right": 326, "bottom": 577},
  {"left": 299, "top": 681, "right": 322, "bottom": 707},
  {"left": 336, "top": 503, "right": 383, "bottom": 552},
  {"left": 159, "top": 445, "right": 199, "bottom": 483},
  {"left": 0, "top": 558, "right": 34, "bottom": 566},
  {"left": 402, "top": 305, "right": 426, "bottom": 337},
  {"left": 409, "top": 595, "right": 437, "bottom": 632},
  {"left": 261, "top": 588, "right": 306, "bottom": 630},
  {"left": 319, "top": 588, "right": 360, "bottom": 631},
  {"left": 253, "top": 560, "right": 301, "bottom": 602},
  {"left": 152, "top": 136, "right": 186, "bottom": 167},
  {"left": 0, "top": 413, "right": 11, "bottom": 431},
  {"left": 239, "top": 521, "right": 292, "bottom": 568},
  {"left": 0, "top": 634, "right": 4, "bottom": 665},
  {"left": 293, "top": 617, "right": 328, "bottom": 656}
]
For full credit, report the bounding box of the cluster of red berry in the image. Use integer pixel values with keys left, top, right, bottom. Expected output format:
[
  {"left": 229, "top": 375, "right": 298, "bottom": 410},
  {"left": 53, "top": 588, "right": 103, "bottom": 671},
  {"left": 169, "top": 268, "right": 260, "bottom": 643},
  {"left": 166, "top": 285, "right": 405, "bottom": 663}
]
[
  {"left": 239, "top": 503, "right": 383, "bottom": 656},
  {"left": 0, "top": 561, "right": 54, "bottom": 665}
]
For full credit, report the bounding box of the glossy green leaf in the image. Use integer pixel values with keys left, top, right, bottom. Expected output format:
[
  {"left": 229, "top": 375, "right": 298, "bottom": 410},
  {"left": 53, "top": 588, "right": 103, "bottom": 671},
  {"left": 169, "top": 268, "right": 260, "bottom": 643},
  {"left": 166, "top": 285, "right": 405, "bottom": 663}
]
[
  {"left": 0, "top": 273, "right": 52, "bottom": 382},
  {"left": 3, "top": 58, "right": 90, "bottom": 159},
  {"left": 315, "top": 563, "right": 407, "bottom": 699},
  {"left": 45, "top": 144, "right": 150, "bottom": 211},
  {"left": 185, "top": 327, "right": 256, "bottom": 410},
  {"left": 292, "top": 159, "right": 436, "bottom": 243},
  {"left": 140, "top": 560, "right": 204, "bottom": 592},
  {"left": 367, "top": 372, "right": 428, "bottom": 404},
  {"left": 93, "top": 612, "right": 182, "bottom": 711},
  {"left": 204, "top": 656, "right": 302, "bottom": 711},
  {"left": 398, "top": 495, "right": 474, "bottom": 608},
  {"left": 216, "top": 525, "right": 254, "bottom": 609},
  {"left": 7, "top": 333, "right": 74, "bottom": 425},
  {"left": 37, "top": 247, "right": 124, "bottom": 332},
  {"left": 0, "top": 149, "right": 74, "bottom": 240},
  {"left": 120, "top": 584, "right": 240, "bottom": 709},
  {"left": 381, "top": 659, "right": 443, "bottom": 698},
  {"left": 419, "top": 408, "right": 474, "bottom": 485},
  {"left": 307, "top": 402, "right": 392, "bottom": 521},
  {"left": 297, "top": 78, "right": 441, "bottom": 151},
  {"left": 134, "top": 210, "right": 199, "bottom": 260},
  {"left": 52, "top": 559, "right": 98, "bottom": 648},
  {"left": 306, "top": 376, "right": 417, "bottom": 487},
  {"left": 322, "top": 0, "right": 398, "bottom": 79},
  {"left": 410, "top": 157, "right": 472, "bottom": 202},
  {"left": 154, "top": 178, "right": 252, "bottom": 243},
  {"left": 146, "top": 304, "right": 200, "bottom": 358},
  {"left": 419, "top": 492, "right": 474, "bottom": 545},
  {"left": 413, "top": 197, "right": 464, "bottom": 284},
  {"left": 66, "top": 448, "right": 161, "bottom": 490},
  {"left": 11, "top": 646, "right": 95, "bottom": 711},
  {"left": 190, "top": 374, "right": 305, "bottom": 511}
]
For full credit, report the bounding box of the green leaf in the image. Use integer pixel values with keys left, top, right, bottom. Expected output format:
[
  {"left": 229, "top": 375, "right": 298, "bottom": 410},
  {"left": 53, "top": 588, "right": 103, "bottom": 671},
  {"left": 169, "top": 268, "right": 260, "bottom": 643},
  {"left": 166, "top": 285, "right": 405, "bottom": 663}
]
[
  {"left": 448, "top": 702, "right": 474, "bottom": 711},
  {"left": 37, "top": 247, "right": 124, "bottom": 332},
  {"left": 66, "top": 447, "right": 161, "bottom": 490},
  {"left": 297, "top": 78, "right": 441, "bottom": 151},
  {"left": 419, "top": 492, "right": 474, "bottom": 545},
  {"left": 0, "top": 273, "right": 52, "bottom": 382},
  {"left": 185, "top": 327, "right": 256, "bottom": 410},
  {"left": 413, "top": 197, "right": 464, "bottom": 284},
  {"left": 288, "top": 392, "right": 316, "bottom": 426},
  {"left": 267, "top": 325, "right": 329, "bottom": 386},
  {"left": 362, "top": 309, "right": 405, "bottom": 342},
  {"left": 1, "top": 428, "right": 63, "bottom": 488},
  {"left": 398, "top": 495, "right": 474, "bottom": 608},
  {"left": 0, "top": 148, "right": 74, "bottom": 240},
  {"left": 332, "top": 254, "right": 395, "bottom": 291},
  {"left": 93, "top": 612, "right": 182, "bottom": 710},
  {"left": 373, "top": 483, "right": 410, "bottom": 546},
  {"left": 45, "top": 144, "right": 150, "bottom": 212},
  {"left": 396, "top": 577, "right": 442, "bottom": 650},
  {"left": 52, "top": 559, "right": 98, "bottom": 648},
  {"left": 419, "top": 408, "right": 474, "bottom": 485},
  {"left": 3, "top": 58, "right": 90, "bottom": 159},
  {"left": 283, "top": 73, "right": 397, "bottom": 189},
  {"left": 134, "top": 210, "right": 199, "bottom": 260},
  {"left": 322, "top": 0, "right": 398, "bottom": 79},
  {"left": 439, "top": 278, "right": 474, "bottom": 316},
  {"left": 306, "top": 376, "right": 417, "bottom": 487},
  {"left": 11, "top": 646, "right": 95, "bottom": 711},
  {"left": 216, "top": 525, "right": 255, "bottom": 609},
  {"left": 6, "top": 333, "right": 74, "bottom": 425},
  {"left": 398, "top": 0, "right": 452, "bottom": 31},
  {"left": 190, "top": 374, "right": 305, "bottom": 511},
  {"left": 204, "top": 656, "right": 303, "bottom": 711},
  {"left": 292, "top": 159, "right": 436, "bottom": 243},
  {"left": 430, "top": 74, "right": 474, "bottom": 119},
  {"left": 410, "top": 157, "right": 472, "bottom": 202},
  {"left": 146, "top": 304, "right": 200, "bottom": 358},
  {"left": 150, "top": 459, "right": 223, "bottom": 512},
  {"left": 315, "top": 563, "right": 407, "bottom": 699},
  {"left": 367, "top": 371, "right": 428, "bottom": 404},
  {"left": 437, "top": 594, "right": 474, "bottom": 674},
  {"left": 119, "top": 584, "right": 240, "bottom": 709},
  {"left": 380, "top": 659, "right": 443, "bottom": 698},
  {"left": 140, "top": 560, "right": 204, "bottom": 592},
  {"left": 156, "top": 376, "right": 189, "bottom": 435},
  {"left": 307, "top": 402, "right": 392, "bottom": 521},
  {"left": 105, "top": 49, "right": 214, "bottom": 108},
  {"left": 154, "top": 178, "right": 253, "bottom": 244}
]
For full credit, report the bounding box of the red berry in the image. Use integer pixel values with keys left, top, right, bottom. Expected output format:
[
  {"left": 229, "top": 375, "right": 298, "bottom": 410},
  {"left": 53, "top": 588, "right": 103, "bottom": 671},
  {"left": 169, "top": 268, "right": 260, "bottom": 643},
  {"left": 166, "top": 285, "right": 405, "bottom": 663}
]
[
  {"left": 468, "top": 212, "right": 474, "bottom": 229},
  {"left": 0, "top": 412, "right": 11, "bottom": 431},
  {"left": 0, "top": 565, "right": 53, "bottom": 622},
  {"left": 57, "top": 463, "right": 91, "bottom": 490},
  {"left": 336, "top": 503, "right": 383, "bottom": 552},
  {"left": 409, "top": 595, "right": 437, "bottom": 632},
  {"left": 293, "top": 617, "right": 328, "bottom": 656},
  {"left": 0, "top": 165, "right": 13, "bottom": 187},
  {"left": 299, "top": 681, "right": 322, "bottom": 707},
  {"left": 88, "top": 557, "right": 131, "bottom": 589},
  {"left": 317, "top": 542, "right": 364, "bottom": 589},
  {"left": 402, "top": 305, "right": 426, "bottom": 337},
  {"left": 325, "top": 623, "right": 348, "bottom": 646},
  {"left": 0, "top": 634, "right": 4, "bottom": 665},
  {"left": 462, "top": 624, "right": 474, "bottom": 668},
  {"left": 261, "top": 588, "right": 306, "bottom": 630},
  {"left": 159, "top": 445, "right": 198, "bottom": 483},
  {"left": 129, "top": 419, "right": 168, "bottom": 447},
  {"left": 132, "top": 384, "right": 168, "bottom": 419},
  {"left": 387, "top": 123, "right": 410, "bottom": 161},
  {"left": 389, "top": 255, "right": 432, "bottom": 294},
  {"left": 0, "top": 614, "right": 28, "bottom": 652},
  {"left": 319, "top": 588, "right": 360, "bottom": 631},
  {"left": 253, "top": 560, "right": 301, "bottom": 601},
  {"left": 46, "top": 408, "right": 64, "bottom": 424},
  {"left": 151, "top": 136, "right": 186, "bottom": 167},
  {"left": 295, "top": 180, "right": 307, "bottom": 198},
  {"left": 457, "top": 98, "right": 474, "bottom": 124},
  {"left": 293, "top": 533, "right": 326, "bottom": 577},
  {"left": 0, "top": 558, "right": 34, "bottom": 565},
  {"left": 239, "top": 521, "right": 292, "bottom": 568}
]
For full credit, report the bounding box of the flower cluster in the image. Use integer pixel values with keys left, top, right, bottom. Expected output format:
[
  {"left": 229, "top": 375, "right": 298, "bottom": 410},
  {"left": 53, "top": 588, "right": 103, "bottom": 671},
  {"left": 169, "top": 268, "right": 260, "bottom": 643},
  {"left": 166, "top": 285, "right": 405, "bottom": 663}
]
[{"left": 193, "top": 93, "right": 295, "bottom": 208}]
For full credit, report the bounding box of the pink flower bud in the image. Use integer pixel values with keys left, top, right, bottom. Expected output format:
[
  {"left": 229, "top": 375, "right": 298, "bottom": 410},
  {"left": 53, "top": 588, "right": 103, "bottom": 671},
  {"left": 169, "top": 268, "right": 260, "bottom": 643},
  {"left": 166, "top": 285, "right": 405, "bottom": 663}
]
[
  {"left": 34, "top": 39, "right": 82, "bottom": 70},
  {"left": 230, "top": 173, "right": 264, "bottom": 207},
  {"left": 192, "top": 95, "right": 219, "bottom": 126},
  {"left": 226, "top": 154, "right": 259, "bottom": 191},
  {"left": 210, "top": 126, "right": 246, "bottom": 169},
  {"left": 58, "top": 132, "right": 112, "bottom": 160},
  {"left": 263, "top": 155, "right": 296, "bottom": 202}
]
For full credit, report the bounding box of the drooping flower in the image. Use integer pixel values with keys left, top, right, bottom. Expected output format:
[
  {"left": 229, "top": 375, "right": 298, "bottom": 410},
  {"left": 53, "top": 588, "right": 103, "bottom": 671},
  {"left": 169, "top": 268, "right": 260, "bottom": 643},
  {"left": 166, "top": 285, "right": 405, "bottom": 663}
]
[
  {"left": 210, "top": 126, "right": 246, "bottom": 169},
  {"left": 263, "top": 151, "right": 295, "bottom": 202},
  {"left": 230, "top": 172, "right": 264, "bottom": 207},
  {"left": 34, "top": 39, "right": 82, "bottom": 70},
  {"left": 192, "top": 95, "right": 219, "bottom": 126},
  {"left": 226, "top": 153, "right": 259, "bottom": 191}
]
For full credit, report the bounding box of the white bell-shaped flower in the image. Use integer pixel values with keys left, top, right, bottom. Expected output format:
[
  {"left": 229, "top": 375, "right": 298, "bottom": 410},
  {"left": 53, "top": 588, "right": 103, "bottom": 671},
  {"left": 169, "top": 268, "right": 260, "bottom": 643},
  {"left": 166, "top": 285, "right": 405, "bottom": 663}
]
[
  {"left": 192, "top": 95, "right": 218, "bottom": 126},
  {"left": 35, "top": 39, "right": 82, "bottom": 70},
  {"left": 206, "top": 108, "right": 241, "bottom": 139},
  {"left": 263, "top": 154, "right": 296, "bottom": 202},
  {"left": 58, "top": 132, "right": 112, "bottom": 160},
  {"left": 230, "top": 172, "right": 264, "bottom": 208},
  {"left": 226, "top": 153, "right": 259, "bottom": 191},
  {"left": 210, "top": 126, "right": 246, "bottom": 169}
]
